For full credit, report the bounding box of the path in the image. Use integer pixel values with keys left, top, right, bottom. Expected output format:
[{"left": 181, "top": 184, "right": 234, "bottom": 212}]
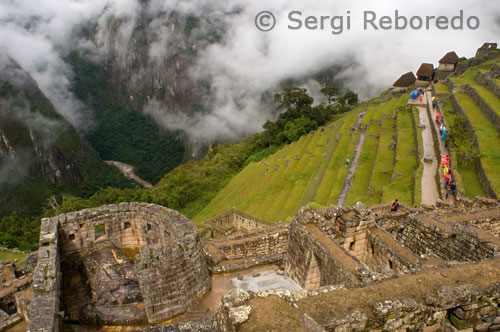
[
  {"left": 337, "top": 112, "right": 366, "bottom": 207},
  {"left": 105, "top": 161, "right": 153, "bottom": 188},
  {"left": 416, "top": 104, "right": 439, "bottom": 206},
  {"left": 425, "top": 90, "right": 454, "bottom": 202}
]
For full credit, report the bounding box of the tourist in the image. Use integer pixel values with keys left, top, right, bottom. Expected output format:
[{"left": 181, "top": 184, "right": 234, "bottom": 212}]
[
  {"left": 443, "top": 165, "right": 449, "bottom": 176},
  {"left": 444, "top": 173, "right": 452, "bottom": 189},
  {"left": 441, "top": 156, "right": 448, "bottom": 168},
  {"left": 450, "top": 180, "right": 457, "bottom": 197},
  {"left": 391, "top": 199, "right": 399, "bottom": 212},
  {"left": 345, "top": 158, "right": 350, "bottom": 167},
  {"left": 441, "top": 130, "right": 447, "bottom": 142},
  {"left": 445, "top": 155, "right": 451, "bottom": 165},
  {"left": 435, "top": 112, "right": 442, "bottom": 124}
]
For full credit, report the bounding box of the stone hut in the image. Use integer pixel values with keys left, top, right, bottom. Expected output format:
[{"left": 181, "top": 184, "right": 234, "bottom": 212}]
[
  {"left": 475, "top": 42, "right": 499, "bottom": 59},
  {"left": 416, "top": 63, "right": 435, "bottom": 82},
  {"left": 438, "top": 51, "right": 459, "bottom": 71},
  {"left": 392, "top": 72, "right": 416, "bottom": 92}
]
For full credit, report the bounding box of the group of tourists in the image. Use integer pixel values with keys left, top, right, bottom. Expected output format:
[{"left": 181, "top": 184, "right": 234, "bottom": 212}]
[
  {"left": 441, "top": 155, "right": 457, "bottom": 198},
  {"left": 410, "top": 88, "right": 426, "bottom": 101},
  {"left": 433, "top": 97, "right": 449, "bottom": 144},
  {"left": 432, "top": 94, "right": 456, "bottom": 199}
]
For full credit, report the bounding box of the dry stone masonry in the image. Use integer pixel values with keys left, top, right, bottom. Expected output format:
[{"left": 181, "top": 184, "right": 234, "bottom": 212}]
[
  {"left": 17, "top": 197, "right": 500, "bottom": 331},
  {"left": 27, "top": 202, "right": 211, "bottom": 330}
]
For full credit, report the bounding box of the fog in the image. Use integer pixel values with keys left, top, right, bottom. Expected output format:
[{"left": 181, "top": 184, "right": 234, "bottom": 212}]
[{"left": 1, "top": 0, "right": 499, "bottom": 143}]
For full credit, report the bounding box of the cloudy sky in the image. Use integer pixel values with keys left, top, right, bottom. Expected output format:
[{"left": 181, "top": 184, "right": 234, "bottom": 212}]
[{"left": 0, "top": 0, "right": 499, "bottom": 142}]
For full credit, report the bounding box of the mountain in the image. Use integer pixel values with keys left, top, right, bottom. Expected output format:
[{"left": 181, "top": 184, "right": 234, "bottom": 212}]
[
  {"left": 0, "top": 58, "right": 134, "bottom": 218},
  {"left": 193, "top": 55, "right": 500, "bottom": 223}
]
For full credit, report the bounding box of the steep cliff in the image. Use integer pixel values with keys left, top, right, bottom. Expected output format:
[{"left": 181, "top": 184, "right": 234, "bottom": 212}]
[{"left": 0, "top": 59, "right": 133, "bottom": 217}]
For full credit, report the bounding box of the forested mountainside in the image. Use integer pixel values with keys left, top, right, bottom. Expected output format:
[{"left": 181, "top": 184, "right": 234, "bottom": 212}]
[{"left": 0, "top": 59, "right": 136, "bottom": 248}]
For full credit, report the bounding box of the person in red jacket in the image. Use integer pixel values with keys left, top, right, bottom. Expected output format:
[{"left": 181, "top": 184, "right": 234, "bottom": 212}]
[{"left": 444, "top": 173, "right": 452, "bottom": 190}]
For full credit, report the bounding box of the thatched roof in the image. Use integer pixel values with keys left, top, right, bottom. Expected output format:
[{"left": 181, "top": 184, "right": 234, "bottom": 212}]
[
  {"left": 439, "top": 51, "right": 459, "bottom": 65},
  {"left": 417, "top": 63, "right": 434, "bottom": 78},
  {"left": 393, "top": 72, "right": 416, "bottom": 88}
]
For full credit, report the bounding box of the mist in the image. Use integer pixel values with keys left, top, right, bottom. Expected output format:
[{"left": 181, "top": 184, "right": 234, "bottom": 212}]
[{"left": 1, "top": 0, "right": 499, "bottom": 144}]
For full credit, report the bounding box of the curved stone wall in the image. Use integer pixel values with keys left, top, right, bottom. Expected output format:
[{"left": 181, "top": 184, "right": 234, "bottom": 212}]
[{"left": 28, "top": 203, "right": 211, "bottom": 330}]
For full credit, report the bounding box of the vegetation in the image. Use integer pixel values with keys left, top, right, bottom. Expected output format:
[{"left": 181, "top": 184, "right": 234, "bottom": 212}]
[
  {"left": 67, "top": 51, "right": 185, "bottom": 184},
  {"left": 0, "top": 251, "right": 28, "bottom": 265},
  {"left": 47, "top": 86, "right": 358, "bottom": 225},
  {"left": 453, "top": 92, "right": 500, "bottom": 193},
  {"left": 194, "top": 92, "right": 417, "bottom": 223}
]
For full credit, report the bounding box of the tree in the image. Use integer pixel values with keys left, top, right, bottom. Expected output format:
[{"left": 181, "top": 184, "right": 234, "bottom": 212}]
[
  {"left": 338, "top": 91, "right": 359, "bottom": 106},
  {"left": 321, "top": 85, "right": 339, "bottom": 106},
  {"left": 274, "top": 87, "right": 313, "bottom": 116},
  {"left": 279, "top": 116, "right": 318, "bottom": 142}
]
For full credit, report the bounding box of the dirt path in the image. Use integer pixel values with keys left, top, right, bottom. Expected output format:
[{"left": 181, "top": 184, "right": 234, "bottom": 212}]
[
  {"left": 337, "top": 112, "right": 366, "bottom": 207},
  {"left": 416, "top": 104, "right": 439, "bottom": 206},
  {"left": 105, "top": 161, "right": 153, "bottom": 188}
]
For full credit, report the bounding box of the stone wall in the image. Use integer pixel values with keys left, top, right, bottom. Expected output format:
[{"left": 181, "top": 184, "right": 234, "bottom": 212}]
[
  {"left": 199, "top": 208, "right": 272, "bottom": 240},
  {"left": 448, "top": 84, "right": 498, "bottom": 199},
  {"left": 318, "top": 283, "right": 500, "bottom": 332},
  {"left": 285, "top": 207, "right": 363, "bottom": 289},
  {"left": 204, "top": 224, "right": 289, "bottom": 273},
  {"left": 135, "top": 234, "right": 211, "bottom": 324},
  {"left": 28, "top": 203, "right": 211, "bottom": 327},
  {"left": 476, "top": 69, "right": 500, "bottom": 100},
  {"left": 462, "top": 83, "right": 500, "bottom": 132},
  {"left": 27, "top": 217, "right": 61, "bottom": 332},
  {"left": 395, "top": 213, "right": 500, "bottom": 261},
  {"left": 58, "top": 202, "right": 181, "bottom": 255},
  {"left": 366, "top": 229, "right": 419, "bottom": 273}
]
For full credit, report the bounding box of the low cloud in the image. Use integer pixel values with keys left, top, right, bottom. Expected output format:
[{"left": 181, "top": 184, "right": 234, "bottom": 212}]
[{"left": 1, "top": 0, "right": 499, "bottom": 145}]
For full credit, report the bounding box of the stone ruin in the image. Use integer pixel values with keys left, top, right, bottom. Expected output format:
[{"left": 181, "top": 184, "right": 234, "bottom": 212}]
[
  {"left": 7, "top": 196, "right": 500, "bottom": 332},
  {"left": 27, "top": 202, "right": 210, "bottom": 331}
]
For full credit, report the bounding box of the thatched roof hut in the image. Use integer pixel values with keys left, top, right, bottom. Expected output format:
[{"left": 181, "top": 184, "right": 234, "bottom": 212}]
[
  {"left": 439, "top": 51, "right": 459, "bottom": 65},
  {"left": 416, "top": 63, "right": 435, "bottom": 81},
  {"left": 393, "top": 72, "right": 416, "bottom": 88}
]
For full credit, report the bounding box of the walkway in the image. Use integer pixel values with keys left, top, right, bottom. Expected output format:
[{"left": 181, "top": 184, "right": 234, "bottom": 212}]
[
  {"left": 337, "top": 112, "right": 367, "bottom": 207},
  {"left": 425, "top": 90, "right": 454, "bottom": 202},
  {"left": 416, "top": 104, "right": 439, "bottom": 206}
]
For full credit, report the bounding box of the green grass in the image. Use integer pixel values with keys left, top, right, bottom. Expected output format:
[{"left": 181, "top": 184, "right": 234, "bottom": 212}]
[
  {"left": 381, "top": 109, "right": 419, "bottom": 205},
  {"left": 458, "top": 159, "right": 486, "bottom": 198},
  {"left": 345, "top": 106, "right": 382, "bottom": 206},
  {"left": 0, "top": 251, "right": 28, "bottom": 265},
  {"left": 414, "top": 108, "right": 424, "bottom": 205},
  {"left": 313, "top": 110, "right": 362, "bottom": 205},
  {"left": 434, "top": 83, "right": 450, "bottom": 95},
  {"left": 193, "top": 113, "right": 351, "bottom": 222},
  {"left": 454, "top": 93, "right": 500, "bottom": 194},
  {"left": 438, "top": 97, "right": 482, "bottom": 198},
  {"left": 451, "top": 69, "right": 500, "bottom": 118}
]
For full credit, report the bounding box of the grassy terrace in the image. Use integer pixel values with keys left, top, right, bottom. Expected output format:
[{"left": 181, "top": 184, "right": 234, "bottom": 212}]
[
  {"left": 345, "top": 94, "right": 415, "bottom": 206},
  {"left": 381, "top": 108, "right": 419, "bottom": 205},
  {"left": 414, "top": 107, "right": 424, "bottom": 205},
  {"left": 438, "top": 96, "right": 485, "bottom": 198},
  {"left": 312, "top": 110, "right": 362, "bottom": 206},
  {"left": 454, "top": 92, "right": 500, "bottom": 194},
  {"left": 193, "top": 110, "right": 357, "bottom": 222},
  {"left": 344, "top": 106, "right": 381, "bottom": 206},
  {"left": 434, "top": 83, "right": 450, "bottom": 95},
  {"left": 451, "top": 68, "right": 500, "bottom": 118}
]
